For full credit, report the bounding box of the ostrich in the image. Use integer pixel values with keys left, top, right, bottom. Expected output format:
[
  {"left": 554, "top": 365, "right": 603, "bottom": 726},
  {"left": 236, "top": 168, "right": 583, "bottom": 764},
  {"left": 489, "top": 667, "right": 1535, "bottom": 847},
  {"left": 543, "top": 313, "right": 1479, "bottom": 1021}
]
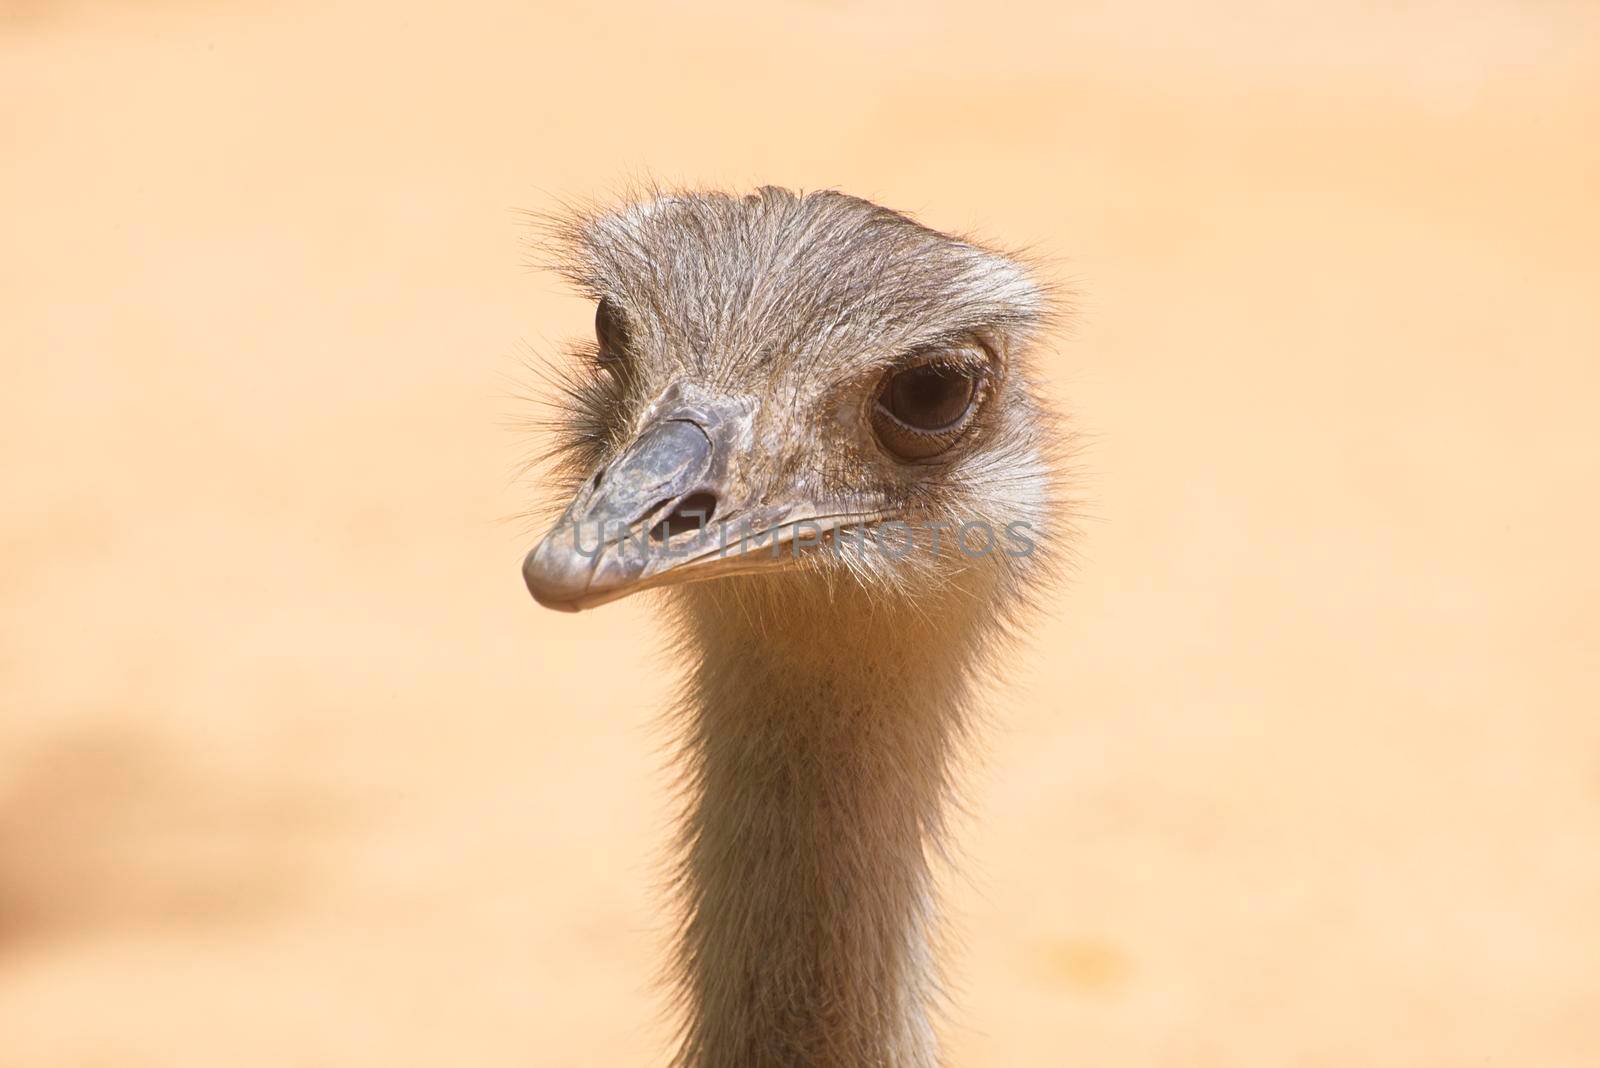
[{"left": 522, "top": 187, "right": 1066, "bottom": 1068}]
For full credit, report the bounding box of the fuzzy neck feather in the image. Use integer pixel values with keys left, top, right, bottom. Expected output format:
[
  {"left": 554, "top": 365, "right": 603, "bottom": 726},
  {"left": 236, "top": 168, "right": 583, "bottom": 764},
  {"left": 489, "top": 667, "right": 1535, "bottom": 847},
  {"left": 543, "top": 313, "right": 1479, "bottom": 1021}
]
[{"left": 668, "top": 573, "right": 996, "bottom": 1068}]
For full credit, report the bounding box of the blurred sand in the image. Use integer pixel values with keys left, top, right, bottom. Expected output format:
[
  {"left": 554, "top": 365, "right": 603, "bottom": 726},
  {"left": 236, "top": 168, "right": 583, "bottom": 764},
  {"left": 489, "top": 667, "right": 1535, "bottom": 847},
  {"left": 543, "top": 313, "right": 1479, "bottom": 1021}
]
[{"left": 2, "top": 2, "right": 1599, "bottom": 1065}]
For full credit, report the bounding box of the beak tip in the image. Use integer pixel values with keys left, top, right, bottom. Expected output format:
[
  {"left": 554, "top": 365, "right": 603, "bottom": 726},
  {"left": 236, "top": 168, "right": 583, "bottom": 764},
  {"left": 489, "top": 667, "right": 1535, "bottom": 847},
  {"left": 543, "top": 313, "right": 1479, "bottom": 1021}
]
[{"left": 522, "top": 538, "right": 591, "bottom": 612}]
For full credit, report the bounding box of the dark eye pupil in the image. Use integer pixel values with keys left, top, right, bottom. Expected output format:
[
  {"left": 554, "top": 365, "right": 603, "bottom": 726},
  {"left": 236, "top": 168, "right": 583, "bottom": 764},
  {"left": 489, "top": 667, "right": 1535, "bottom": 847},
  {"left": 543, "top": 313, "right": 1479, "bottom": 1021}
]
[{"left": 883, "top": 364, "right": 976, "bottom": 430}]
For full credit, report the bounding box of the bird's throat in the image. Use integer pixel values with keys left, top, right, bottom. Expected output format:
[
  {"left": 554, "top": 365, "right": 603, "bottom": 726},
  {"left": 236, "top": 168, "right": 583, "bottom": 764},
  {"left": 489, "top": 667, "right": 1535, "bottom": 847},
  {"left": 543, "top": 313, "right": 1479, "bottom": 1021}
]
[{"left": 669, "top": 580, "right": 984, "bottom": 1068}]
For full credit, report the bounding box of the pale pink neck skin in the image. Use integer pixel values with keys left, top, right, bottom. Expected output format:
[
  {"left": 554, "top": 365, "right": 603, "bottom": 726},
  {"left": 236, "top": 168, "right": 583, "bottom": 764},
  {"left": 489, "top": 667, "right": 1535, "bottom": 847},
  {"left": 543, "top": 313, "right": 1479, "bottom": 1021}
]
[{"left": 668, "top": 576, "right": 993, "bottom": 1068}]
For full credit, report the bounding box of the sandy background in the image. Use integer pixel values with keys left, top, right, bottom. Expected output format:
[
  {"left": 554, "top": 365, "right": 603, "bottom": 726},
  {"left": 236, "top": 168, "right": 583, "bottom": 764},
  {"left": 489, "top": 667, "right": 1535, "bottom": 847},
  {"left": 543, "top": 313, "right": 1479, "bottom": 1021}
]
[{"left": 3, "top": 2, "right": 1598, "bottom": 1065}]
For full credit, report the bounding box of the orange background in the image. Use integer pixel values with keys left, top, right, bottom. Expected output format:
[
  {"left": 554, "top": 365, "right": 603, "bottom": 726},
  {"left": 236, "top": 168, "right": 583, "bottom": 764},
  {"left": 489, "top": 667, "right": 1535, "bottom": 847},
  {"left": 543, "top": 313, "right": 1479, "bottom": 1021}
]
[{"left": 3, "top": 2, "right": 1598, "bottom": 1065}]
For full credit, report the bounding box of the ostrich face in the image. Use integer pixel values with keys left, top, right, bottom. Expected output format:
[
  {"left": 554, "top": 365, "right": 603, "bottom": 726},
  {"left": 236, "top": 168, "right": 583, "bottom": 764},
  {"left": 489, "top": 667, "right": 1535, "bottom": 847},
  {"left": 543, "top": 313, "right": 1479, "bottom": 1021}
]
[{"left": 523, "top": 188, "right": 1057, "bottom": 613}]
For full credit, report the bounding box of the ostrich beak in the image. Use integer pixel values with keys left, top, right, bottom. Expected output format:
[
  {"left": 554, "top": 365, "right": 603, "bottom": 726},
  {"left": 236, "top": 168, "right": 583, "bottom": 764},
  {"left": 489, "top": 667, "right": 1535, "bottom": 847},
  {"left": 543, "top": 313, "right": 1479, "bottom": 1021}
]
[
  {"left": 522, "top": 397, "right": 877, "bottom": 612},
  {"left": 521, "top": 386, "right": 801, "bottom": 611},
  {"left": 523, "top": 416, "right": 718, "bottom": 611}
]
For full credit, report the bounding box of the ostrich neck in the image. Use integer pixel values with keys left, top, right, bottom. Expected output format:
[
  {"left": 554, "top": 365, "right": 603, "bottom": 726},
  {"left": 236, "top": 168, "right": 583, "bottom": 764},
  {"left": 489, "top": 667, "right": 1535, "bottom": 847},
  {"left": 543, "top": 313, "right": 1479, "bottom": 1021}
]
[{"left": 672, "top": 586, "right": 980, "bottom": 1068}]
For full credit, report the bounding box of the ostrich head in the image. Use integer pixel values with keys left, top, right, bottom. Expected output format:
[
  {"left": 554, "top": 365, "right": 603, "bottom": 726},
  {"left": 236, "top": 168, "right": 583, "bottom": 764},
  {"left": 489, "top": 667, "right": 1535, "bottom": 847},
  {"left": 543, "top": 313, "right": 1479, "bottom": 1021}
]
[{"left": 523, "top": 187, "right": 1062, "bottom": 628}]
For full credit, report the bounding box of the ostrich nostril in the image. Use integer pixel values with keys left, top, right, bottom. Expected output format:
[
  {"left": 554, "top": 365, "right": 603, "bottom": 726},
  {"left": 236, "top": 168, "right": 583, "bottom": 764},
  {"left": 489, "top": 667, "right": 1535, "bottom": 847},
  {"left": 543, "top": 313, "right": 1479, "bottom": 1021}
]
[{"left": 651, "top": 492, "right": 718, "bottom": 542}]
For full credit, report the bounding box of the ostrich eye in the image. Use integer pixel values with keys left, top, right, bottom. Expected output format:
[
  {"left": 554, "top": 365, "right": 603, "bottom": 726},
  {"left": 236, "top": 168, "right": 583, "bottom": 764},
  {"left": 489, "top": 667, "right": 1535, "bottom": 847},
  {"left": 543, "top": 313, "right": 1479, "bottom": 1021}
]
[
  {"left": 883, "top": 364, "right": 974, "bottom": 429},
  {"left": 594, "top": 297, "right": 630, "bottom": 367},
  {"left": 871, "top": 358, "right": 987, "bottom": 461}
]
